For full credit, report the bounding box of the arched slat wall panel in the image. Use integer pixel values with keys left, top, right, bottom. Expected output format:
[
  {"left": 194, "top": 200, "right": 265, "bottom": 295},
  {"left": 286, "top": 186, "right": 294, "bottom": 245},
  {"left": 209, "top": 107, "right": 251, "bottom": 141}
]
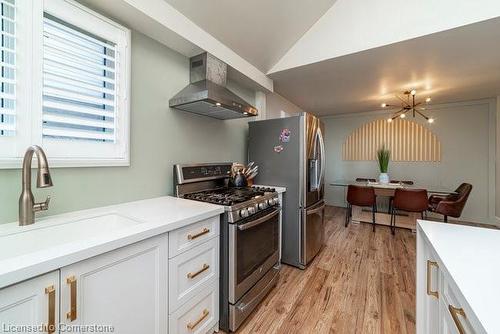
[{"left": 342, "top": 118, "right": 441, "bottom": 161}]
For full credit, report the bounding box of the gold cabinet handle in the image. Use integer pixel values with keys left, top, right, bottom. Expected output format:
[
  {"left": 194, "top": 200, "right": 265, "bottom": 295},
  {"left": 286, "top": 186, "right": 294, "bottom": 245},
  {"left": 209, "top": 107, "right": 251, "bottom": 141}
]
[
  {"left": 426, "top": 260, "right": 439, "bottom": 299},
  {"left": 187, "top": 264, "right": 210, "bottom": 279},
  {"left": 188, "top": 228, "right": 210, "bottom": 240},
  {"left": 66, "top": 276, "right": 77, "bottom": 321},
  {"left": 187, "top": 309, "right": 209, "bottom": 331},
  {"left": 44, "top": 285, "right": 56, "bottom": 334},
  {"left": 449, "top": 305, "right": 466, "bottom": 334}
]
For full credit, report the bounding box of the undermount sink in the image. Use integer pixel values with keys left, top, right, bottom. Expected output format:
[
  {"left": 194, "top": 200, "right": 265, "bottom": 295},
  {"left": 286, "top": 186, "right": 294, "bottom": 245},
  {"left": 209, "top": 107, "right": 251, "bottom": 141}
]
[{"left": 0, "top": 214, "right": 143, "bottom": 261}]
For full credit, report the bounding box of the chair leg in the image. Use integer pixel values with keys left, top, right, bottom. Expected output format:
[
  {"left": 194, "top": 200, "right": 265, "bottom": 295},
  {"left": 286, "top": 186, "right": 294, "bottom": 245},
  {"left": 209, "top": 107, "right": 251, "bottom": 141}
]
[
  {"left": 391, "top": 208, "right": 396, "bottom": 235},
  {"left": 345, "top": 204, "right": 351, "bottom": 227},
  {"left": 421, "top": 212, "right": 424, "bottom": 220},
  {"left": 388, "top": 198, "right": 392, "bottom": 214},
  {"left": 372, "top": 204, "right": 376, "bottom": 232},
  {"left": 444, "top": 215, "right": 448, "bottom": 223}
]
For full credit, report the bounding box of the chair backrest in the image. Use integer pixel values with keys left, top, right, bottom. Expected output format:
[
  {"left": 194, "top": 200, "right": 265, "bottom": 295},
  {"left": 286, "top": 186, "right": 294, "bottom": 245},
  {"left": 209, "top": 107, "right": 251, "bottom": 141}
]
[
  {"left": 347, "top": 185, "right": 376, "bottom": 207},
  {"left": 393, "top": 188, "right": 428, "bottom": 212},
  {"left": 437, "top": 183, "right": 473, "bottom": 218}
]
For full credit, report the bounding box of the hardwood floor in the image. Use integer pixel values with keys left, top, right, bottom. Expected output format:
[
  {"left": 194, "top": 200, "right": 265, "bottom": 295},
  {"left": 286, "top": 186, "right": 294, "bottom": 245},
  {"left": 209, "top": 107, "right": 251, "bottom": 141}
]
[{"left": 235, "top": 206, "right": 417, "bottom": 334}]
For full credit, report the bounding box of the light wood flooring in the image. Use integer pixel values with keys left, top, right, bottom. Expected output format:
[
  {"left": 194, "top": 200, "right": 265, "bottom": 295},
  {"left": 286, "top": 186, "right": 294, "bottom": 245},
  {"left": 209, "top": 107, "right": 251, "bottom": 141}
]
[{"left": 235, "top": 206, "right": 417, "bottom": 334}]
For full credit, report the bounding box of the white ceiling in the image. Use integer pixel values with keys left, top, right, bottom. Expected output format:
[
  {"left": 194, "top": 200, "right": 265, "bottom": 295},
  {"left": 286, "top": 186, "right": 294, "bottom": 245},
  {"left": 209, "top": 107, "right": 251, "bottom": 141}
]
[
  {"left": 269, "top": 17, "right": 500, "bottom": 116},
  {"left": 163, "top": 0, "right": 337, "bottom": 73}
]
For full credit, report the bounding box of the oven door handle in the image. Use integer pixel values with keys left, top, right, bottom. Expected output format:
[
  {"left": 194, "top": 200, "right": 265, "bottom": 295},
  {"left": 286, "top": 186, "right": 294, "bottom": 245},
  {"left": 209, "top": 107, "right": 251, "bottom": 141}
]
[{"left": 237, "top": 208, "right": 281, "bottom": 231}]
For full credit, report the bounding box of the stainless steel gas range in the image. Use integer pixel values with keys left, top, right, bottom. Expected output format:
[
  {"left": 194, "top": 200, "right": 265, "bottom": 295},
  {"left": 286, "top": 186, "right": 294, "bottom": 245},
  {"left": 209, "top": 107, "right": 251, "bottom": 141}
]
[{"left": 174, "top": 163, "right": 280, "bottom": 332}]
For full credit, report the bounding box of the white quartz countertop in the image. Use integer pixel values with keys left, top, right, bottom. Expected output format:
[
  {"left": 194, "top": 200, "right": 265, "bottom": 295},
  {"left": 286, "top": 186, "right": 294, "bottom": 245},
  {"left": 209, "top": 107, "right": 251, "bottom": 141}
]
[
  {"left": 0, "top": 196, "right": 223, "bottom": 289},
  {"left": 418, "top": 220, "right": 500, "bottom": 333}
]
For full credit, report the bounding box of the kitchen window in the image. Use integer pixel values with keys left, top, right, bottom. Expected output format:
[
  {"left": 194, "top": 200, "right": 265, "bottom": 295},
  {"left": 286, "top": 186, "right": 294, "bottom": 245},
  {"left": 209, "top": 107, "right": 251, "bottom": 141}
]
[{"left": 0, "top": 0, "right": 130, "bottom": 168}]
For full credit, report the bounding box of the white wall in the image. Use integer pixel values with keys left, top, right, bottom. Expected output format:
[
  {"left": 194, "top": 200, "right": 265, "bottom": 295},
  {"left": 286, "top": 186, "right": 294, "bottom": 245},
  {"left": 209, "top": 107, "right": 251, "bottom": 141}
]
[
  {"left": 271, "top": 0, "right": 500, "bottom": 73},
  {"left": 323, "top": 99, "right": 496, "bottom": 224},
  {"left": 266, "top": 92, "right": 304, "bottom": 119}
]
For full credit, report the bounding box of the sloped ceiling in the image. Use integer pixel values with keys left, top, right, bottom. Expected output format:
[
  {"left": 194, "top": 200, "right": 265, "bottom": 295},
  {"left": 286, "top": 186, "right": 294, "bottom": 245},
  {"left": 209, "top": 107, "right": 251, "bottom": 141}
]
[
  {"left": 162, "top": 0, "right": 337, "bottom": 73},
  {"left": 163, "top": 0, "right": 500, "bottom": 115}
]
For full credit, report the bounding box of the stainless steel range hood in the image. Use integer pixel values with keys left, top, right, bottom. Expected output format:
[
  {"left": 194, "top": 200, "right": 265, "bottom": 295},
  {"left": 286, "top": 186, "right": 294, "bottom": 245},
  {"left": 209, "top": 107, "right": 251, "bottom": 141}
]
[{"left": 169, "top": 53, "right": 258, "bottom": 120}]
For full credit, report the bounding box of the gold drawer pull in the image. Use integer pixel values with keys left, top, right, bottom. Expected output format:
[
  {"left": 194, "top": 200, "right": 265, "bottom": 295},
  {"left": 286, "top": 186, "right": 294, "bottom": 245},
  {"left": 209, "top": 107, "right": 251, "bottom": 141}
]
[
  {"left": 66, "top": 276, "right": 77, "bottom": 321},
  {"left": 188, "top": 228, "right": 210, "bottom": 240},
  {"left": 449, "top": 305, "right": 466, "bottom": 334},
  {"left": 44, "top": 285, "right": 56, "bottom": 334},
  {"left": 426, "top": 260, "right": 439, "bottom": 299},
  {"left": 187, "top": 309, "right": 209, "bottom": 331},
  {"left": 187, "top": 264, "right": 210, "bottom": 279}
]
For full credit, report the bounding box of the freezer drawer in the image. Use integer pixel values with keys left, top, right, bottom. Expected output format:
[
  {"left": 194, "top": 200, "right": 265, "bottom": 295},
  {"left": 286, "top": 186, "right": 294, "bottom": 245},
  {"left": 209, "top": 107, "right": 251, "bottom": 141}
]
[{"left": 301, "top": 201, "right": 325, "bottom": 265}]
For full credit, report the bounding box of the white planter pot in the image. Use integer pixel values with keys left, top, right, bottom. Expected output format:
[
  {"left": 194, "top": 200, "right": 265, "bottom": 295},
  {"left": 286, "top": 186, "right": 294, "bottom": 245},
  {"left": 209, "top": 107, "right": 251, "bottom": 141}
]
[{"left": 379, "top": 173, "right": 389, "bottom": 184}]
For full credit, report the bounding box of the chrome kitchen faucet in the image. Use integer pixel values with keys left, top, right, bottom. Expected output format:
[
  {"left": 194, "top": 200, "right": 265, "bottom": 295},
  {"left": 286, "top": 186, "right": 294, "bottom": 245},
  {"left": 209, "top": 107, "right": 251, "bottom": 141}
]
[{"left": 19, "top": 145, "right": 53, "bottom": 226}]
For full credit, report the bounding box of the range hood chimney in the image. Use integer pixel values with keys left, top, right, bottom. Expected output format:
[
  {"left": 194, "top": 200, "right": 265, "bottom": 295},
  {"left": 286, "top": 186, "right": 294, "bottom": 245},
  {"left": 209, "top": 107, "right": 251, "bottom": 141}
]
[{"left": 169, "top": 53, "right": 258, "bottom": 120}]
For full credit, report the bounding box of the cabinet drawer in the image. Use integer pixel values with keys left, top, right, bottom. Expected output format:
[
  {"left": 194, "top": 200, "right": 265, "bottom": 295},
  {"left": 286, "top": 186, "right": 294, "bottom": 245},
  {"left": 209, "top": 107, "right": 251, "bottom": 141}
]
[
  {"left": 169, "top": 238, "right": 219, "bottom": 312},
  {"left": 169, "top": 279, "right": 218, "bottom": 334},
  {"left": 169, "top": 216, "right": 219, "bottom": 258},
  {"left": 441, "top": 278, "right": 475, "bottom": 333}
]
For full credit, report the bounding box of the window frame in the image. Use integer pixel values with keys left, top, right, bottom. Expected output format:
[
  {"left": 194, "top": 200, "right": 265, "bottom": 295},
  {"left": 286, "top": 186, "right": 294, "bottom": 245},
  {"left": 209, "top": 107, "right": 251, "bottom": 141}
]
[{"left": 0, "top": 0, "right": 131, "bottom": 169}]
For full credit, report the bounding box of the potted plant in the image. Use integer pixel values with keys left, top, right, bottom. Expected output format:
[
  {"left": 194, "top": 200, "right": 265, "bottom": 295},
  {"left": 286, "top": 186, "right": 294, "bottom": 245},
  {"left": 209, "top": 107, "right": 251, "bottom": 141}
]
[{"left": 377, "top": 145, "right": 391, "bottom": 184}]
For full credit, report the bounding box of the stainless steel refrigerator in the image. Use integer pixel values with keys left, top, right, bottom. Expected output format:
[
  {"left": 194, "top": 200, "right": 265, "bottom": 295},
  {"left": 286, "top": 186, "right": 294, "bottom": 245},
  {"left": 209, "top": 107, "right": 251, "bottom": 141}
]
[{"left": 248, "top": 112, "right": 325, "bottom": 269}]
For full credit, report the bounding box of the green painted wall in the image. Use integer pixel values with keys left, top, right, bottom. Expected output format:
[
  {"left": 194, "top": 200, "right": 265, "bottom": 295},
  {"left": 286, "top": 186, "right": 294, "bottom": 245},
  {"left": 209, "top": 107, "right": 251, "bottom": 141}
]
[{"left": 0, "top": 31, "right": 253, "bottom": 224}]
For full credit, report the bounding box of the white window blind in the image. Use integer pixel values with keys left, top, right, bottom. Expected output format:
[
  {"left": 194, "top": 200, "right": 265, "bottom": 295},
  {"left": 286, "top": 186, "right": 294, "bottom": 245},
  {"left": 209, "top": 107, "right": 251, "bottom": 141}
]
[
  {"left": 0, "top": 0, "right": 15, "bottom": 137},
  {"left": 42, "top": 14, "right": 117, "bottom": 142}
]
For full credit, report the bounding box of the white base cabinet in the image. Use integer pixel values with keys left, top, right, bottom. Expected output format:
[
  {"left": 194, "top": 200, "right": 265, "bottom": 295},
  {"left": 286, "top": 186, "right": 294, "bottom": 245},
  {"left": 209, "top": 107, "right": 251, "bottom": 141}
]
[
  {"left": 60, "top": 234, "right": 168, "bottom": 334},
  {"left": 417, "top": 226, "right": 485, "bottom": 334},
  {"left": 0, "top": 215, "right": 220, "bottom": 334},
  {"left": 0, "top": 271, "right": 59, "bottom": 334}
]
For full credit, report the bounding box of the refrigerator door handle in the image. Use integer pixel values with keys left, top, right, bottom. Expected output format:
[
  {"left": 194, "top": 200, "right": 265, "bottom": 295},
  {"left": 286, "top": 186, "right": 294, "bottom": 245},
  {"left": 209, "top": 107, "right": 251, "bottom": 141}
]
[{"left": 317, "top": 127, "right": 326, "bottom": 192}]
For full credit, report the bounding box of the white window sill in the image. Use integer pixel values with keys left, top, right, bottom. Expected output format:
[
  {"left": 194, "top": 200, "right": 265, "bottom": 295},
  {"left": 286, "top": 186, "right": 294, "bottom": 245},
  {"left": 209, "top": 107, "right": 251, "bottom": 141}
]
[{"left": 0, "top": 157, "right": 130, "bottom": 169}]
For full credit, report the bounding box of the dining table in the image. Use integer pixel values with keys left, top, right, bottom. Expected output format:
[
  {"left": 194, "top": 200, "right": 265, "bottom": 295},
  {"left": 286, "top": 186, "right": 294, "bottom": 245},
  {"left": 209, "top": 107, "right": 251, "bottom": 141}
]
[{"left": 330, "top": 180, "right": 458, "bottom": 231}]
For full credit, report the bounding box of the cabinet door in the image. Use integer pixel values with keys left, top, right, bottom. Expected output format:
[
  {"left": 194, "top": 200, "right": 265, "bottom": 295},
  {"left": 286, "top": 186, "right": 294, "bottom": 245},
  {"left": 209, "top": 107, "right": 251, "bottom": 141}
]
[
  {"left": 416, "top": 231, "right": 440, "bottom": 334},
  {"left": 60, "top": 235, "right": 168, "bottom": 334},
  {"left": 0, "top": 271, "right": 59, "bottom": 334}
]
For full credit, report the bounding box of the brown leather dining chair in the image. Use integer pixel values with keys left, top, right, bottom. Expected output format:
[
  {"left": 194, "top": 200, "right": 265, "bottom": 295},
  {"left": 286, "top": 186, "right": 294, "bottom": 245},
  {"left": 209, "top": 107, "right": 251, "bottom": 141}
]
[
  {"left": 346, "top": 185, "right": 377, "bottom": 232},
  {"left": 391, "top": 188, "right": 428, "bottom": 235},
  {"left": 428, "top": 183, "right": 473, "bottom": 222}
]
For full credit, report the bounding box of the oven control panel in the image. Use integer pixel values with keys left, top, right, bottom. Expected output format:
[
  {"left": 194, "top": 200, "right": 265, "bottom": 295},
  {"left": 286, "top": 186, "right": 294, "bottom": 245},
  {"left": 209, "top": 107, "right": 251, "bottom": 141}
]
[{"left": 175, "top": 163, "right": 232, "bottom": 184}]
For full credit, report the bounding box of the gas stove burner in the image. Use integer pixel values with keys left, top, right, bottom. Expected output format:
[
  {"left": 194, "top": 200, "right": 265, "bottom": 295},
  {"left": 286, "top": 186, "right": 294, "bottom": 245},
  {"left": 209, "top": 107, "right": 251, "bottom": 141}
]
[{"left": 183, "top": 186, "right": 276, "bottom": 206}]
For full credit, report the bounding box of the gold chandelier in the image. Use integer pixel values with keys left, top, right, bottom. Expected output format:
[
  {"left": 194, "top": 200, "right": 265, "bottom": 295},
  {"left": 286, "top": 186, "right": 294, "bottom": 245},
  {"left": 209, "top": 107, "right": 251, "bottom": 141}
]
[{"left": 381, "top": 90, "right": 434, "bottom": 124}]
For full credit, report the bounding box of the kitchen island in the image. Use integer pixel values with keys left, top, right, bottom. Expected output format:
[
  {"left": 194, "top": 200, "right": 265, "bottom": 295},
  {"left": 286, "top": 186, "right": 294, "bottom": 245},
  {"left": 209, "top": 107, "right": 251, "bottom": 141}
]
[{"left": 417, "top": 220, "right": 499, "bottom": 333}]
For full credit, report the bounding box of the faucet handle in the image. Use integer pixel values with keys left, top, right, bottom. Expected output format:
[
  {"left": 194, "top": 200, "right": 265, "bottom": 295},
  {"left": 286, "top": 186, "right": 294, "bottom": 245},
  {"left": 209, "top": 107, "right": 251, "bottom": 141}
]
[{"left": 34, "top": 196, "right": 51, "bottom": 212}]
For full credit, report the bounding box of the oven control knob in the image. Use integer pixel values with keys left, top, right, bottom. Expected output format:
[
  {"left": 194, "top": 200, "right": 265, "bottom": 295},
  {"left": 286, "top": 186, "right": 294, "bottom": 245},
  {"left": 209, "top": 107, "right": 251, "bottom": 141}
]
[
  {"left": 248, "top": 206, "right": 256, "bottom": 215},
  {"left": 239, "top": 208, "right": 249, "bottom": 218},
  {"left": 267, "top": 198, "right": 276, "bottom": 206},
  {"left": 258, "top": 202, "right": 268, "bottom": 210}
]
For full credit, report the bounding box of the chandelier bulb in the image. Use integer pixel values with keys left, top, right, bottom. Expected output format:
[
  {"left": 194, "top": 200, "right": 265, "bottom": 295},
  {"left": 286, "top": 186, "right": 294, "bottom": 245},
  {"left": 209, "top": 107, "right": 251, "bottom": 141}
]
[
  {"left": 428, "top": 118, "right": 434, "bottom": 124},
  {"left": 381, "top": 103, "right": 387, "bottom": 108},
  {"left": 426, "top": 97, "right": 431, "bottom": 103},
  {"left": 410, "top": 89, "right": 417, "bottom": 96},
  {"left": 387, "top": 118, "right": 392, "bottom": 123},
  {"left": 400, "top": 113, "right": 406, "bottom": 119}
]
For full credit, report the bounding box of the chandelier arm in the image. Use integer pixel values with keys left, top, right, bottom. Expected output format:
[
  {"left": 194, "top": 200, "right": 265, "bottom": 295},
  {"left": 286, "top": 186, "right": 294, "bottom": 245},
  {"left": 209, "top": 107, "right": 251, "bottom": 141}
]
[
  {"left": 396, "top": 95, "right": 410, "bottom": 106},
  {"left": 415, "top": 109, "right": 429, "bottom": 120}
]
